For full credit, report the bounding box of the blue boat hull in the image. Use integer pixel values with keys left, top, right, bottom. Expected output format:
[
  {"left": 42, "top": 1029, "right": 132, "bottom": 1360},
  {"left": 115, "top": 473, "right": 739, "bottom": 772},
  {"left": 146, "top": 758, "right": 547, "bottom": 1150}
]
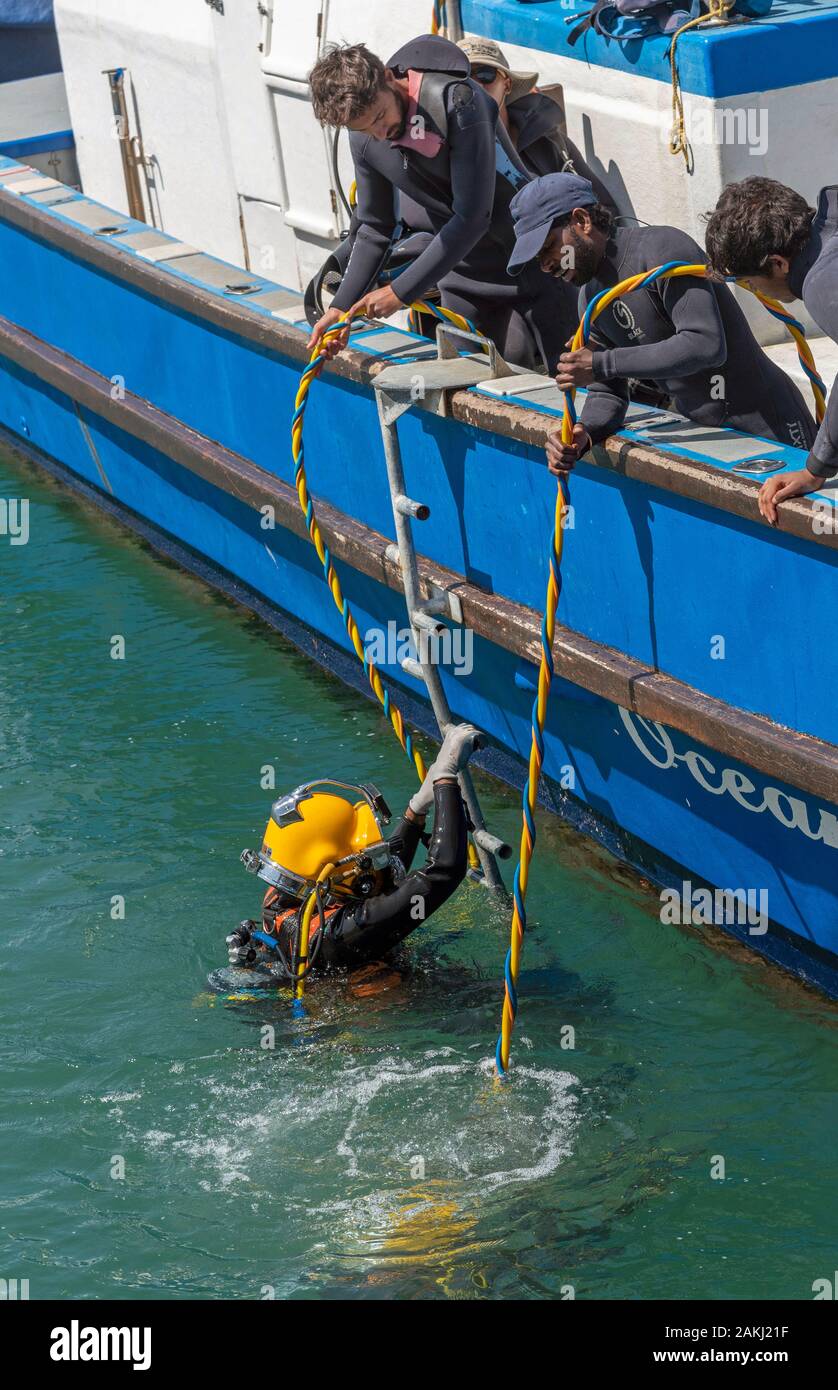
[{"left": 1, "top": 157, "right": 837, "bottom": 994}]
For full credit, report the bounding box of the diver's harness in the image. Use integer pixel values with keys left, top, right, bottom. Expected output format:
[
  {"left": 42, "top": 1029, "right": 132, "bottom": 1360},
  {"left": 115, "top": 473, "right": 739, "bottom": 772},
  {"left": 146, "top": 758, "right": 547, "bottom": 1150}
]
[
  {"left": 305, "top": 47, "right": 531, "bottom": 327},
  {"left": 249, "top": 886, "right": 339, "bottom": 982}
]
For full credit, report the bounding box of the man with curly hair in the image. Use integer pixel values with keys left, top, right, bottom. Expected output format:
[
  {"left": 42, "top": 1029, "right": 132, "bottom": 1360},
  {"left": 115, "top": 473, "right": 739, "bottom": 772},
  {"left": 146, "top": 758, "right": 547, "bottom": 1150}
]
[{"left": 705, "top": 178, "right": 838, "bottom": 524}]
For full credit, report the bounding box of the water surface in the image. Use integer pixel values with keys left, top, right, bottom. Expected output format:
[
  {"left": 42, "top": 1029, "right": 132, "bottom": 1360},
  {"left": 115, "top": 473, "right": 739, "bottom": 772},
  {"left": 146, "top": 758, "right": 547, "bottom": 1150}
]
[{"left": 1, "top": 448, "right": 835, "bottom": 1300}]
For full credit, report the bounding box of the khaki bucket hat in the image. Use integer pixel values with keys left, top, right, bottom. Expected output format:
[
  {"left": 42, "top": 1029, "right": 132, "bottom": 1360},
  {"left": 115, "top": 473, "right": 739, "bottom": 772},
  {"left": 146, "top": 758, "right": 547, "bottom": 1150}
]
[{"left": 457, "top": 35, "right": 539, "bottom": 105}]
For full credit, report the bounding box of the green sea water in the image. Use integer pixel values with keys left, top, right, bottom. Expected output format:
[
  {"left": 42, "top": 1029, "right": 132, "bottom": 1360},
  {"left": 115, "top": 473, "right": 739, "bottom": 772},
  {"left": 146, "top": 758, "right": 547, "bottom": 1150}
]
[{"left": 1, "top": 446, "right": 836, "bottom": 1302}]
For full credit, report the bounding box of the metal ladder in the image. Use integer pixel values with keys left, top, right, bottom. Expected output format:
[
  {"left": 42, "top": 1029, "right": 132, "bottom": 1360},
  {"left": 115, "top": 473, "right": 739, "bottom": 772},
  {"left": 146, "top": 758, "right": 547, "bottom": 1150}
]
[{"left": 372, "top": 324, "right": 513, "bottom": 892}]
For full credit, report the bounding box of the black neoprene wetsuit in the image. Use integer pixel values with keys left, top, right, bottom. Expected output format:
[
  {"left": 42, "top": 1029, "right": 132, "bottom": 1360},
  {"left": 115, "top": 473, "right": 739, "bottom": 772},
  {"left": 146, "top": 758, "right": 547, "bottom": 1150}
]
[
  {"left": 787, "top": 186, "right": 838, "bottom": 478},
  {"left": 330, "top": 34, "right": 578, "bottom": 371},
  {"left": 260, "top": 780, "right": 468, "bottom": 975},
  {"left": 578, "top": 224, "right": 817, "bottom": 450}
]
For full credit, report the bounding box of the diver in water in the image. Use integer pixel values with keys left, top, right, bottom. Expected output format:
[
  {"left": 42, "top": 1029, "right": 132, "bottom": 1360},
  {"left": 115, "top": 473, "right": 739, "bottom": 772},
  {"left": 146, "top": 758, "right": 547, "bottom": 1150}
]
[{"left": 209, "top": 723, "right": 483, "bottom": 992}]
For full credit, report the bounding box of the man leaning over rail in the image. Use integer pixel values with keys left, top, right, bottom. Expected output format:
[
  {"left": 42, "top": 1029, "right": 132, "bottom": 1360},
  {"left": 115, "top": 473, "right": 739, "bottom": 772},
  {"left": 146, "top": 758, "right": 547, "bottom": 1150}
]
[
  {"left": 305, "top": 33, "right": 577, "bottom": 372},
  {"left": 390, "top": 36, "right": 616, "bottom": 280},
  {"left": 705, "top": 178, "right": 838, "bottom": 525},
  {"left": 505, "top": 174, "right": 817, "bottom": 478}
]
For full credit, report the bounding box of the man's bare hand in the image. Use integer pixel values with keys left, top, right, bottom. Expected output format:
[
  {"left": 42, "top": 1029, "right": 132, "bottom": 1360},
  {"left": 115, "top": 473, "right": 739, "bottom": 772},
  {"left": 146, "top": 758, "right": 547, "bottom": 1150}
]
[
  {"left": 556, "top": 347, "right": 595, "bottom": 391},
  {"left": 307, "top": 307, "right": 348, "bottom": 361},
  {"left": 347, "top": 283, "right": 404, "bottom": 324},
  {"left": 758, "top": 466, "right": 824, "bottom": 525},
  {"left": 546, "top": 423, "right": 592, "bottom": 477}
]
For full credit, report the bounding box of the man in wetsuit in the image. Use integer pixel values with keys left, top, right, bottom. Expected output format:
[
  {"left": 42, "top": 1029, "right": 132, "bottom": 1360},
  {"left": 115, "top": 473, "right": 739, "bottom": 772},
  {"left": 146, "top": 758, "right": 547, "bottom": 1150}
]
[
  {"left": 705, "top": 178, "right": 838, "bottom": 524},
  {"left": 457, "top": 35, "right": 616, "bottom": 201},
  {"left": 213, "top": 724, "right": 480, "bottom": 989},
  {"left": 504, "top": 174, "right": 817, "bottom": 476},
  {"left": 305, "top": 34, "right": 578, "bottom": 372}
]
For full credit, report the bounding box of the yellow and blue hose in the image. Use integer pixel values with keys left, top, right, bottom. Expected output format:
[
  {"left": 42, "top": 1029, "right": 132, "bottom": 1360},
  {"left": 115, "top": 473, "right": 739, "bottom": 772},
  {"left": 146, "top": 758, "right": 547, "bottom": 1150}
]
[
  {"left": 292, "top": 867, "right": 334, "bottom": 1009},
  {"left": 291, "top": 325, "right": 427, "bottom": 785},
  {"left": 740, "top": 285, "right": 826, "bottom": 422},
  {"left": 496, "top": 260, "right": 825, "bottom": 1076},
  {"left": 407, "top": 299, "right": 480, "bottom": 338}
]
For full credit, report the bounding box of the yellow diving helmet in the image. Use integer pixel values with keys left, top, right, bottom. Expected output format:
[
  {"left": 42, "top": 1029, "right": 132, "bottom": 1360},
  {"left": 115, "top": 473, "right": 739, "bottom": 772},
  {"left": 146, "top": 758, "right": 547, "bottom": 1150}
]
[{"left": 241, "top": 780, "right": 396, "bottom": 902}]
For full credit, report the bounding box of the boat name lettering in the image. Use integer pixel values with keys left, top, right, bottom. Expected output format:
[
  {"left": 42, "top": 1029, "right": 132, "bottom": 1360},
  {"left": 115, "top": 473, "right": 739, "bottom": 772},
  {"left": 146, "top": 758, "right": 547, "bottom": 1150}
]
[{"left": 618, "top": 708, "right": 838, "bottom": 848}]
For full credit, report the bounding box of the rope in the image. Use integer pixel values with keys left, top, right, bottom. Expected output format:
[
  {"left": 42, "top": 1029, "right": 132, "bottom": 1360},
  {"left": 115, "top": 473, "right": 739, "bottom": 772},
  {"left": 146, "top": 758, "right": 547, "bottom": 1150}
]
[
  {"left": 495, "top": 259, "right": 825, "bottom": 1075},
  {"left": 739, "top": 286, "right": 826, "bottom": 422},
  {"left": 431, "top": 2, "right": 446, "bottom": 36},
  {"left": 669, "top": 0, "right": 736, "bottom": 170},
  {"left": 409, "top": 299, "right": 480, "bottom": 338},
  {"left": 292, "top": 319, "right": 429, "bottom": 783},
  {"left": 405, "top": 299, "right": 482, "bottom": 350}
]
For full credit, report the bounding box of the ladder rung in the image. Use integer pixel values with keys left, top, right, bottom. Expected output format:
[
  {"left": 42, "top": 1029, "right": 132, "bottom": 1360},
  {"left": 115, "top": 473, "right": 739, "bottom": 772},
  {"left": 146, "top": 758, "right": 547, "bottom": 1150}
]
[
  {"left": 472, "top": 827, "right": 513, "bottom": 860},
  {"left": 415, "top": 593, "right": 465, "bottom": 626},
  {"left": 411, "top": 610, "right": 446, "bottom": 635},
  {"left": 394, "top": 493, "right": 430, "bottom": 520},
  {"left": 400, "top": 656, "right": 426, "bottom": 682}
]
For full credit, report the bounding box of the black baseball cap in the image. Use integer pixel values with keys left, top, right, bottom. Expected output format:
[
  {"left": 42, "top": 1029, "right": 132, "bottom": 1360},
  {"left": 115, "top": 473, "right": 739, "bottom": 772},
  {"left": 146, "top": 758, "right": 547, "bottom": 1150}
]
[{"left": 508, "top": 173, "right": 597, "bottom": 274}]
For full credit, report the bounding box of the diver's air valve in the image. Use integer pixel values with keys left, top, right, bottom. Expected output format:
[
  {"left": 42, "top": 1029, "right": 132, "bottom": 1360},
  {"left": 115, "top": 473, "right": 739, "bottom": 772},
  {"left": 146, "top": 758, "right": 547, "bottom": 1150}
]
[{"left": 353, "top": 862, "right": 378, "bottom": 898}]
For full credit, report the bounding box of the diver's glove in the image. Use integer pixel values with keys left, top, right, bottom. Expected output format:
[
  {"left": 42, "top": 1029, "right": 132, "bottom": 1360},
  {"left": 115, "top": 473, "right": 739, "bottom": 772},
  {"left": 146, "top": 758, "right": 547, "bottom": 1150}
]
[
  {"left": 226, "top": 921, "right": 258, "bottom": 966},
  {"left": 408, "top": 722, "right": 483, "bottom": 816}
]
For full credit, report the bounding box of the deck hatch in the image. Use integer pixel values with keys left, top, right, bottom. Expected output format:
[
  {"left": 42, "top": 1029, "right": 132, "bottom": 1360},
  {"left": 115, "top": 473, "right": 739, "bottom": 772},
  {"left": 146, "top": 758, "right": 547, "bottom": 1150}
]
[{"left": 158, "top": 252, "right": 263, "bottom": 293}]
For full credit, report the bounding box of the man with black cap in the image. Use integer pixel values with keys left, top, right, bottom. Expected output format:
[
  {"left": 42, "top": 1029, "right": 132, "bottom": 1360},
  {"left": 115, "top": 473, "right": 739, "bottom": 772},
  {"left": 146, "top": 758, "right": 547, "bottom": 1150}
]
[
  {"left": 305, "top": 34, "right": 578, "bottom": 371},
  {"left": 506, "top": 173, "right": 817, "bottom": 474}
]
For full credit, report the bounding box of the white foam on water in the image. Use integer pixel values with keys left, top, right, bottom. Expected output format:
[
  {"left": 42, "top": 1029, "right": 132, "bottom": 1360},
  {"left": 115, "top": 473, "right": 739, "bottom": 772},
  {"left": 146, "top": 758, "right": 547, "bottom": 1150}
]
[
  {"left": 289, "top": 1052, "right": 580, "bottom": 1272},
  {"left": 128, "top": 1046, "right": 579, "bottom": 1212},
  {"left": 336, "top": 1059, "right": 470, "bottom": 1178},
  {"left": 327, "top": 1051, "right": 579, "bottom": 1199}
]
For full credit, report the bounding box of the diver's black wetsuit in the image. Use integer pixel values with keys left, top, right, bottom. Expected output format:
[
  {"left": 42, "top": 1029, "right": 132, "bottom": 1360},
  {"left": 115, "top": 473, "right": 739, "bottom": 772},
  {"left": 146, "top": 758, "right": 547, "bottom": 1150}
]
[
  {"left": 578, "top": 225, "right": 817, "bottom": 449},
  {"left": 261, "top": 781, "right": 468, "bottom": 976}
]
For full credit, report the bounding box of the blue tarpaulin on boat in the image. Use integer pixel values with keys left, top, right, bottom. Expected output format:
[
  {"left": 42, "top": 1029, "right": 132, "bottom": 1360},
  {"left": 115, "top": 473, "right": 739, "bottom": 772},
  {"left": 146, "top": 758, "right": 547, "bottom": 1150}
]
[
  {"left": 0, "top": 0, "right": 53, "bottom": 24},
  {"left": 0, "top": 2, "right": 61, "bottom": 84}
]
